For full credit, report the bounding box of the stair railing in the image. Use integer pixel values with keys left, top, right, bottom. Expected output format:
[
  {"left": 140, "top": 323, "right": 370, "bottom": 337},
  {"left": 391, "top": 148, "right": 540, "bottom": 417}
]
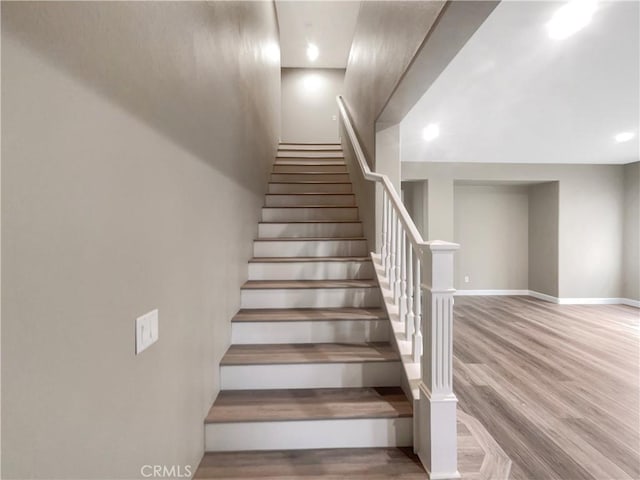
[{"left": 337, "top": 95, "right": 461, "bottom": 479}]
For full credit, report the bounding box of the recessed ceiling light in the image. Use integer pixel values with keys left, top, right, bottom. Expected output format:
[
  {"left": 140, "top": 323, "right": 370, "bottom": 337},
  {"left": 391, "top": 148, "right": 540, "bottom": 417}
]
[
  {"left": 306, "top": 43, "right": 319, "bottom": 62},
  {"left": 422, "top": 123, "right": 440, "bottom": 142},
  {"left": 547, "top": 0, "right": 597, "bottom": 40},
  {"left": 615, "top": 132, "right": 635, "bottom": 143}
]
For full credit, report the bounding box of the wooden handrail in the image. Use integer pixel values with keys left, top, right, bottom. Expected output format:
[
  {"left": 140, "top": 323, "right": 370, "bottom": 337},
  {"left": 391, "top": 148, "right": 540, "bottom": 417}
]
[
  {"left": 337, "top": 94, "right": 460, "bottom": 478},
  {"left": 336, "top": 96, "right": 449, "bottom": 255}
]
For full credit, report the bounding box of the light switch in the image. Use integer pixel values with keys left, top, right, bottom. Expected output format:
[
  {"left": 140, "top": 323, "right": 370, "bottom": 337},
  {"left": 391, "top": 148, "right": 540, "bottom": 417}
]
[
  {"left": 464, "top": 275, "right": 470, "bottom": 283},
  {"left": 136, "top": 309, "right": 159, "bottom": 354}
]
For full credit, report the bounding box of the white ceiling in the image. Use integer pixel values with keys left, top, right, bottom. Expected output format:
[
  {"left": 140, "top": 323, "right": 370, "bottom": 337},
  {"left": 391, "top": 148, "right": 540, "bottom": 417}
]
[
  {"left": 275, "top": 1, "right": 361, "bottom": 68},
  {"left": 400, "top": 1, "right": 639, "bottom": 164}
]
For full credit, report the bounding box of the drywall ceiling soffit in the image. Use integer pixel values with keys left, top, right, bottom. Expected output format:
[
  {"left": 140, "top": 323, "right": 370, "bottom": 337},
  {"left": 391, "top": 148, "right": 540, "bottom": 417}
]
[{"left": 378, "top": 1, "right": 499, "bottom": 127}]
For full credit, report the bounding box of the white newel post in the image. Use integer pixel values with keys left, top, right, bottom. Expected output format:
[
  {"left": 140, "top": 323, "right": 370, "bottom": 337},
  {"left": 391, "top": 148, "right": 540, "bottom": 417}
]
[{"left": 417, "top": 240, "right": 460, "bottom": 480}]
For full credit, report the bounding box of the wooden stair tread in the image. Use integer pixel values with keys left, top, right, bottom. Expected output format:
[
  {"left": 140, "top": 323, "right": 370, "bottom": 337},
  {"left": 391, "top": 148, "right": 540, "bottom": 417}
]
[
  {"left": 253, "top": 237, "right": 366, "bottom": 242},
  {"left": 206, "top": 387, "right": 411, "bottom": 423},
  {"left": 266, "top": 193, "right": 353, "bottom": 196},
  {"left": 220, "top": 342, "right": 399, "bottom": 365},
  {"left": 277, "top": 151, "right": 343, "bottom": 154},
  {"left": 269, "top": 182, "right": 352, "bottom": 186},
  {"left": 195, "top": 448, "right": 426, "bottom": 479},
  {"left": 275, "top": 158, "right": 345, "bottom": 161},
  {"left": 249, "top": 256, "right": 370, "bottom": 263},
  {"left": 272, "top": 172, "right": 347, "bottom": 175},
  {"left": 269, "top": 182, "right": 351, "bottom": 186},
  {"left": 232, "top": 307, "right": 387, "bottom": 323},
  {"left": 279, "top": 142, "right": 342, "bottom": 145},
  {"left": 262, "top": 205, "right": 357, "bottom": 209},
  {"left": 259, "top": 220, "right": 361, "bottom": 224},
  {"left": 279, "top": 145, "right": 342, "bottom": 148},
  {"left": 242, "top": 279, "right": 377, "bottom": 289},
  {"left": 275, "top": 161, "right": 345, "bottom": 164}
]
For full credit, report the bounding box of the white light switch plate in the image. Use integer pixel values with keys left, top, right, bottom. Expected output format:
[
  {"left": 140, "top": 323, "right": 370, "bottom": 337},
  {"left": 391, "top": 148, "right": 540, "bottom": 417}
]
[{"left": 136, "top": 309, "right": 159, "bottom": 354}]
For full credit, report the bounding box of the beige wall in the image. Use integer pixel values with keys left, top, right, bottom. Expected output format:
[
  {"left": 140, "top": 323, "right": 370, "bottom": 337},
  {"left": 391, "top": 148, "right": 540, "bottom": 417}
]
[
  {"left": 1, "top": 2, "right": 280, "bottom": 479},
  {"left": 401, "top": 181, "right": 427, "bottom": 237},
  {"left": 528, "top": 182, "right": 560, "bottom": 297},
  {"left": 281, "top": 68, "right": 344, "bottom": 143},
  {"left": 339, "top": 1, "right": 443, "bottom": 251},
  {"left": 454, "top": 185, "right": 529, "bottom": 290},
  {"left": 342, "top": 1, "right": 445, "bottom": 166},
  {"left": 623, "top": 162, "right": 640, "bottom": 300},
  {"left": 403, "top": 163, "right": 627, "bottom": 299},
  {"left": 425, "top": 178, "right": 455, "bottom": 241},
  {"left": 558, "top": 167, "right": 624, "bottom": 299},
  {"left": 372, "top": 124, "right": 402, "bottom": 250},
  {"left": 340, "top": 122, "right": 376, "bottom": 248}
]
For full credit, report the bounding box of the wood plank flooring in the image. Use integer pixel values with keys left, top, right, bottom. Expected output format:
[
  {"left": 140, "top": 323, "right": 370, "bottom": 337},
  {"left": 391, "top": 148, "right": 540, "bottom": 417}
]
[
  {"left": 205, "top": 387, "right": 412, "bottom": 423},
  {"left": 454, "top": 296, "right": 640, "bottom": 480},
  {"left": 220, "top": 342, "right": 399, "bottom": 365}
]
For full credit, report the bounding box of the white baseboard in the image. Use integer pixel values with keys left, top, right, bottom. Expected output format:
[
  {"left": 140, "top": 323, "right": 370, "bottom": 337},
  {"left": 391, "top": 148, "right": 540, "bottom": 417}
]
[
  {"left": 455, "top": 289, "right": 529, "bottom": 296},
  {"left": 457, "top": 289, "right": 639, "bottom": 308},
  {"left": 557, "top": 297, "right": 625, "bottom": 305},
  {"left": 527, "top": 290, "right": 559, "bottom": 303},
  {"left": 622, "top": 298, "right": 640, "bottom": 308}
]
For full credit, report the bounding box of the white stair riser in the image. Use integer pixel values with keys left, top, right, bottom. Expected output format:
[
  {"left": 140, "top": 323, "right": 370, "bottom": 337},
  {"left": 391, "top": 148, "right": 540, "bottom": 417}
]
[
  {"left": 231, "top": 319, "right": 389, "bottom": 344},
  {"left": 258, "top": 222, "right": 362, "bottom": 238},
  {"left": 268, "top": 183, "right": 352, "bottom": 194},
  {"left": 254, "top": 240, "right": 368, "bottom": 258},
  {"left": 275, "top": 158, "right": 345, "bottom": 165},
  {"left": 220, "top": 361, "right": 401, "bottom": 389},
  {"left": 273, "top": 164, "right": 347, "bottom": 174},
  {"left": 262, "top": 207, "right": 358, "bottom": 222},
  {"left": 265, "top": 194, "right": 355, "bottom": 207},
  {"left": 248, "top": 260, "right": 374, "bottom": 280},
  {"left": 278, "top": 151, "right": 344, "bottom": 158},
  {"left": 279, "top": 144, "right": 341, "bottom": 151},
  {"left": 271, "top": 173, "right": 350, "bottom": 182},
  {"left": 240, "top": 287, "right": 381, "bottom": 309},
  {"left": 205, "top": 417, "right": 412, "bottom": 451}
]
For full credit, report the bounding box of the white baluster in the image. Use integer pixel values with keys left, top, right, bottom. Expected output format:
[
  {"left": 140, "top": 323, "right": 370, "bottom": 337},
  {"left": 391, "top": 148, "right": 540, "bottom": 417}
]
[
  {"left": 406, "top": 244, "right": 415, "bottom": 343},
  {"left": 388, "top": 209, "right": 396, "bottom": 291},
  {"left": 413, "top": 254, "right": 422, "bottom": 363},
  {"left": 394, "top": 216, "right": 402, "bottom": 303},
  {"left": 399, "top": 230, "right": 408, "bottom": 328},
  {"left": 385, "top": 196, "right": 392, "bottom": 279},
  {"left": 381, "top": 191, "right": 387, "bottom": 270}
]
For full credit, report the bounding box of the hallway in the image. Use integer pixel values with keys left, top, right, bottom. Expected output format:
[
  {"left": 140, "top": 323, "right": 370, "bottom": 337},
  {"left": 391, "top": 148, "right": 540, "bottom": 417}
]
[{"left": 454, "top": 296, "right": 640, "bottom": 480}]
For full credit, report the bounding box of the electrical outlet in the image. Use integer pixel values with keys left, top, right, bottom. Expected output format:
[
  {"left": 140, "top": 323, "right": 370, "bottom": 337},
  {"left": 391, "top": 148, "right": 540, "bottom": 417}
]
[
  {"left": 332, "top": 115, "right": 337, "bottom": 121},
  {"left": 136, "top": 309, "right": 159, "bottom": 354},
  {"left": 464, "top": 275, "right": 470, "bottom": 283}
]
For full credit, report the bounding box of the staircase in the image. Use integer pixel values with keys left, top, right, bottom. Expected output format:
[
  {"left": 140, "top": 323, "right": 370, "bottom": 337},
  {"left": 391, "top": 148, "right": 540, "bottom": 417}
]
[{"left": 197, "top": 143, "right": 422, "bottom": 477}]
